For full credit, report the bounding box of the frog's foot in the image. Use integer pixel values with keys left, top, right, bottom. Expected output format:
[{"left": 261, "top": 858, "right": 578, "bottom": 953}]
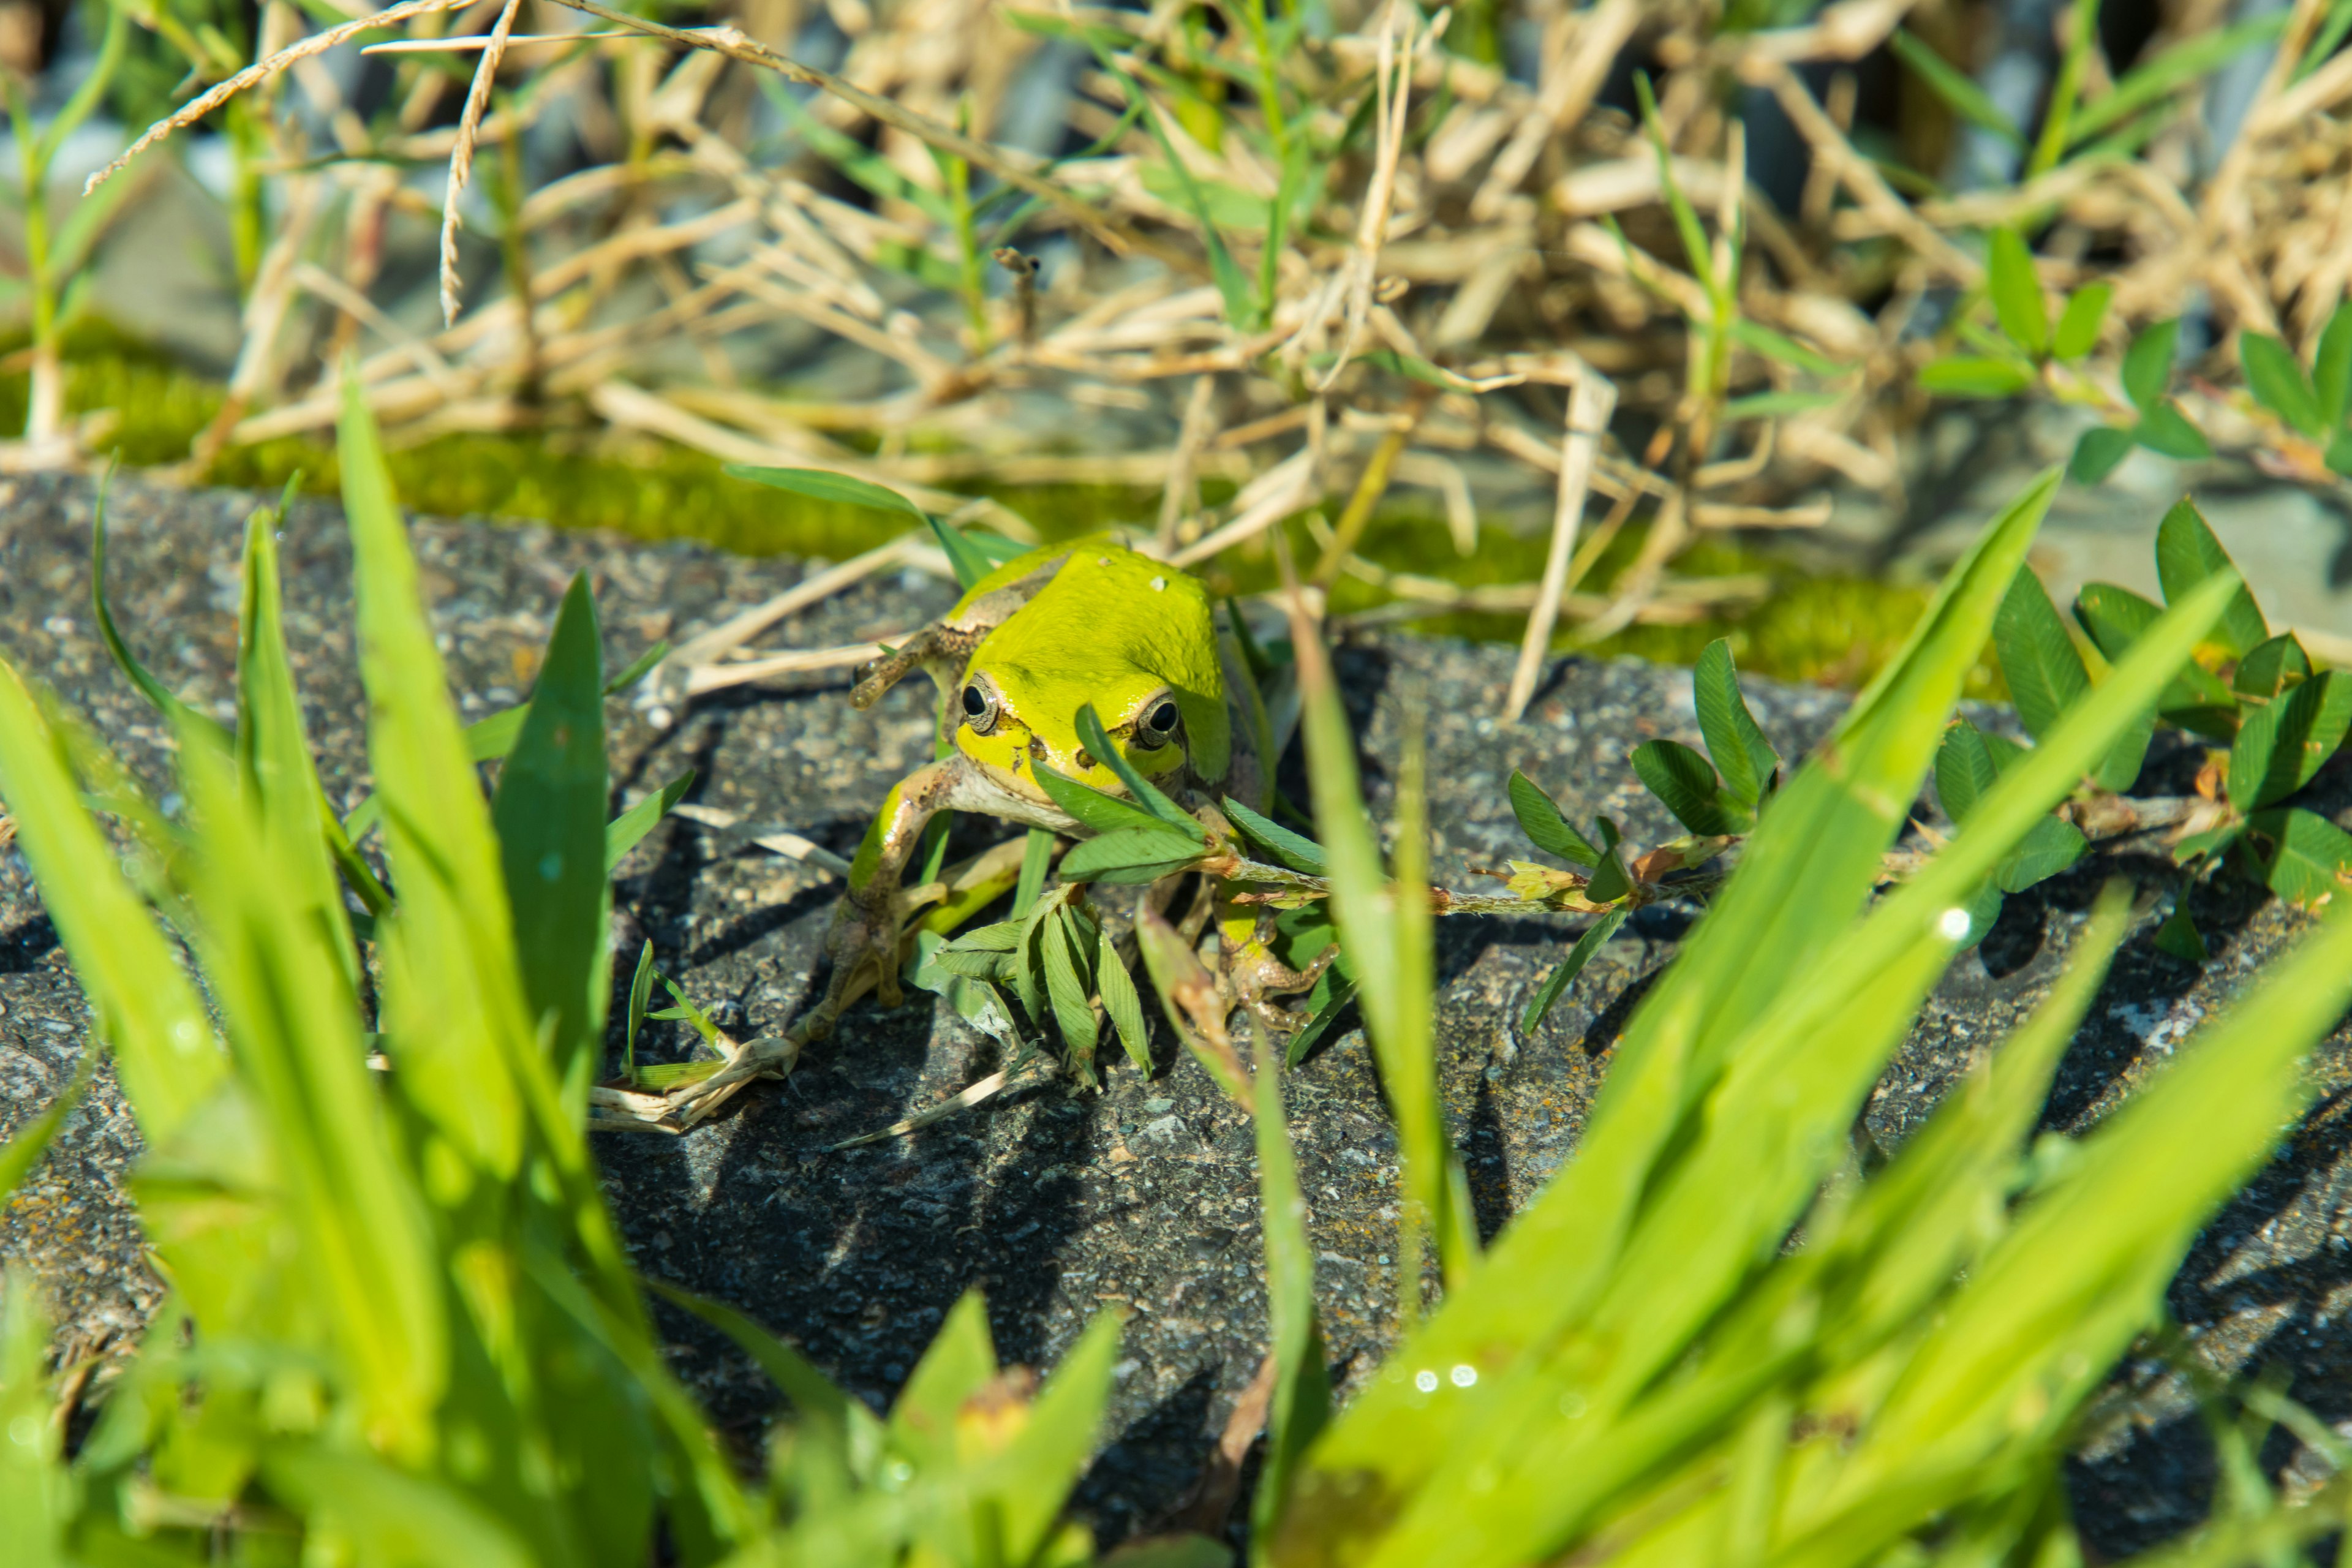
[
  {"left": 589, "top": 1025, "right": 805, "bottom": 1134},
  {"left": 821, "top": 879, "right": 910, "bottom": 1013},
  {"left": 1228, "top": 942, "right": 1339, "bottom": 1038}
]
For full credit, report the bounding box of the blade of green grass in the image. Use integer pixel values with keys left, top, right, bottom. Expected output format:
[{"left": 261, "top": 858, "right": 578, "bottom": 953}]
[
  {"left": 0, "top": 1267, "right": 66, "bottom": 1568},
  {"left": 0, "top": 662, "right": 222, "bottom": 1144},
  {"left": 1282, "top": 467, "right": 2062, "bottom": 1521},
  {"left": 173, "top": 720, "right": 447, "bottom": 1463},
  {"left": 493, "top": 573, "right": 612, "bottom": 1114},
  {"left": 1783, "top": 886, "right": 2352, "bottom": 1562},
  {"left": 1889, "top": 29, "right": 2022, "bottom": 146},
  {"left": 2070, "top": 11, "right": 2290, "bottom": 145},
  {"left": 606, "top": 770, "right": 696, "bottom": 873},
  {"left": 1330, "top": 572, "right": 2242, "bottom": 1568},
  {"left": 1250, "top": 1018, "right": 1331, "bottom": 1553}
]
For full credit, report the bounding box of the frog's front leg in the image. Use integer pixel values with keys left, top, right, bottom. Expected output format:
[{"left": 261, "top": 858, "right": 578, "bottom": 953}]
[{"left": 807, "top": 754, "right": 1080, "bottom": 1039}]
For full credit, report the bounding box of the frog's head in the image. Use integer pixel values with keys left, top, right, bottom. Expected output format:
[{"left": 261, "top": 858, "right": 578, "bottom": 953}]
[{"left": 949, "top": 545, "right": 1228, "bottom": 800}]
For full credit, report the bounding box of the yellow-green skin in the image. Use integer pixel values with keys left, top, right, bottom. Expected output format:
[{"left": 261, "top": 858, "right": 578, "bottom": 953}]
[
  {"left": 821, "top": 537, "right": 1229, "bottom": 1018},
  {"left": 946, "top": 540, "right": 1229, "bottom": 799}
]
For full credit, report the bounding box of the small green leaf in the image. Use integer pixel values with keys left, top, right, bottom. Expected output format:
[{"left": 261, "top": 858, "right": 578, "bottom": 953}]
[
  {"left": 1042, "top": 905, "right": 1099, "bottom": 1074},
  {"left": 605, "top": 640, "right": 671, "bottom": 698},
  {"left": 2328, "top": 429, "right": 2352, "bottom": 478},
  {"left": 2156, "top": 497, "right": 2267, "bottom": 656},
  {"left": 1285, "top": 976, "right": 1358, "bottom": 1068},
  {"left": 2230, "top": 671, "right": 2352, "bottom": 809},
  {"left": 1584, "top": 818, "right": 1632, "bottom": 905},
  {"left": 2122, "top": 319, "right": 2180, "bottom": 412},
  {"left": 1692, "top": 640, "right": 1778, "bottom": 810},
  {"left": 1098, "top": 926, "right": 1153, "bottom": 1072},
  {"left": 2073, "top": 580, "right": 2242, "bottom": 734},
  {"left": 1520, "top": 908, "right": 1627, "bottom": 1034},
  {"left": 2316, "top": 300, "right": 2352, "bottom": 429},
  {"left": 2070, "top": 425, "right": 2135, "bottom": 483},
  {"left": 605, "top": 769, "right": 695, "bottom": 873},
  {"left": 1013, "top": 827, "right": 1054, "bottom": 919},
  {"left": 1952, "top": 878, "right": 2005, "bottom": 951},
  {"left": 1988, "top": 229, "right": 2049, "bottom": 359},
  {"left": 1507, "top": 770, "right": 1600, "bottom": 867},
  {"left": 1075, "top": 703, "right": 1202, "bottom": 835},
  {"left": 2154, "top": 899, "right": 2207, "bottom": 962},
  {"left": 2134, "top": 402, "right": 2211, "bottom": 460},
  {"left": 1935, "top": 719, "right": 2000, "bottom": 826},
  {"left": 1223, "top": 796, "right": 1326, "bottom": 875},
  {"left": 2099, "top": 700, "right": 2158, "bottom": 794},
  {"left": 1919, "top": 355, "right": 2037, "bottom": 398},
  {"left": 1033, "top": 764, "right": 1179, "bottom": 838},
  {"left": 2173, "top": 825, "right": 2245, "bottom": 871},
  {"left": 1630, "top": 739, "right": 1750, "bottom": 837},
  {"left": 1057, "top": 826, "right": 1208, "bottom": 883},
  {"left": 723, "top": 463, "right": 929, "bottom": 526},
  {"left": 1993, "top": 567, "right": 2091, "bottom": 741},
  {"left": 947, "top": 919, "right": 1025, "bottom": 952},
  {"left": 624, "top": 940, "right": 655, "bottom": 1080},
  {"left": 2249, "top": 807, "right": 2352, "bottom": 908},
  {"left": 2234, "top": 631, "right": 2312, "bottom": 700},
  {"left": 2051, "top": 282, "right": 2113, "bottom": 361},
  {"left": 2241, "top": 332, "right": 2326, "bottom": 437},
  {"left": 1995, "top": 814, "right": 2088, "bottom": 894}
]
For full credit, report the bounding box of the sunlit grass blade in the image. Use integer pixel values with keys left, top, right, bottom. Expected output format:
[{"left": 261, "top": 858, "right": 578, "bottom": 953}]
[
  {"left": 337, "top": 364, "right": 644, "bottom": 1335},
  {"left": 971, "top": 1308, "right": 1123, "bottom": 1563},
  {"left": 1284, "top": 589, "right": 1467, "bottom": 1291},
  {"left": 1283, "top": 467, "right": 2061, "bottom": 1523},
  {"left": 1249, "top": 1020, "right": 1330, "bottom": 1554},
  {"left": 236, "top": 508, "right": 362, "bottom": 990},
  {"left": 1312, "top": 575, "right": 2240, "bottom": 1568},
  {"left": 260, "top": 1450, "right": 535, "bottom": 1568},
  {"left": 888, "top": 1290, "right": 998, "bottom": 1476},
  {"left": 0, "top": 1267, "right": 66, "bottom": 1568},
  {"left": 1783, "top": 894, "right": 2352, "bottom": 1564},
  {"left": 0, "top": 662, "right": 222, "bottom": 1144},
  {"left": 494, "top": 573, "right": 614, "bottom": 1113},
  {"left": 173, "top": 721, "right": 447, "bottom": 1461},
  {"left": 0, "top": 1057, "right": 88, "bottom": 1201}
]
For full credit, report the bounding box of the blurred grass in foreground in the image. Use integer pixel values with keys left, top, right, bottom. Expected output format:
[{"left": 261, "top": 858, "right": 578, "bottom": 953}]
[{"left": 2, "top": 336, "right": 1954, "bottom": 694}]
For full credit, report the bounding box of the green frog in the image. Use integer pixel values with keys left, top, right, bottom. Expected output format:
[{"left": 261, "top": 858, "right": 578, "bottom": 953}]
[{"left": 806, "top": 535, "right": 1255, "bottom": 1036}]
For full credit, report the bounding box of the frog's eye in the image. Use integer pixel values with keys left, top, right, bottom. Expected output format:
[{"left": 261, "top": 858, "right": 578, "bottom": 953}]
[
  {"left": 1133, "top": 698, "right": 1182, "bottom": 749},
  {"left": 961, "top": 681, "right": 1001, "bottom": 735}
]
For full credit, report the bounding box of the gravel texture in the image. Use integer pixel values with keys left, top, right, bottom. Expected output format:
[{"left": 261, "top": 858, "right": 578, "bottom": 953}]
[{"left": 6, "top": 472, "right": 2352, "bottom": 1556}]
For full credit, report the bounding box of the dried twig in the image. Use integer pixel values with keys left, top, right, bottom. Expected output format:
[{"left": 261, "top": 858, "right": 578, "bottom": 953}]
[
  {"left": 1503, "top": 363, "right": 1617, "bottom": 723},
  {"left": 438, "top": 0, "right": 522, "bottom": 326}
]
